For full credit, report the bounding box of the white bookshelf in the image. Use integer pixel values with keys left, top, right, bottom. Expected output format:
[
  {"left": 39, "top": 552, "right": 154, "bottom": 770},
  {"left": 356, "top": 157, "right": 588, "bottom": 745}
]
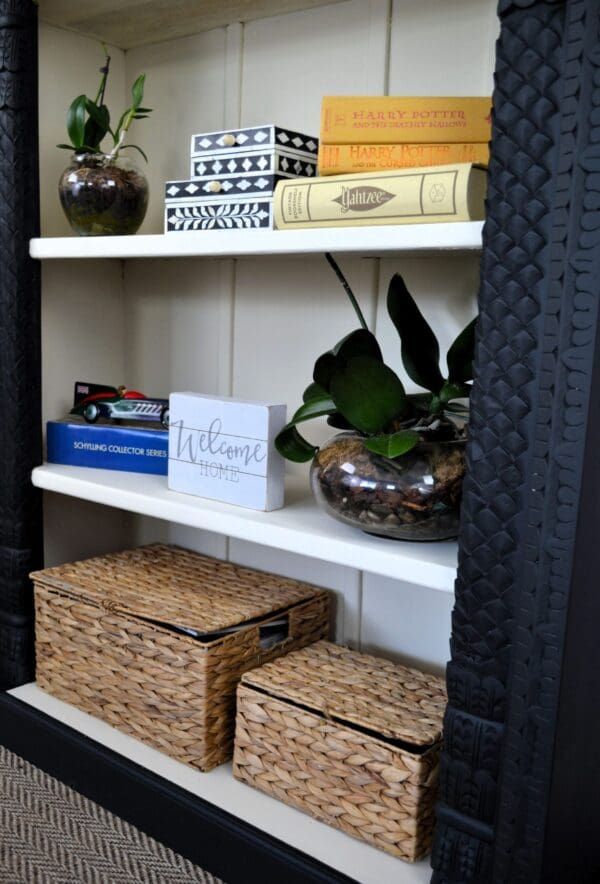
[
  {"left": 32, "top": 464, "right": 457, "bottom": 590},
  {"left": 28, "top": 3, "right": 497, "bottom": 876},
  {"left": 30, "top": 222, "right": 483, "bottom": 261}
]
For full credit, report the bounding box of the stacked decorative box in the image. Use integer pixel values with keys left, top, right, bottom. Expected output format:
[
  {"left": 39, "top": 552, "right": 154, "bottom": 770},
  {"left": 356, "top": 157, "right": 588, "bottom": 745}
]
[{"left": 165, "top": 125, "right": 319, "bottom": 232}]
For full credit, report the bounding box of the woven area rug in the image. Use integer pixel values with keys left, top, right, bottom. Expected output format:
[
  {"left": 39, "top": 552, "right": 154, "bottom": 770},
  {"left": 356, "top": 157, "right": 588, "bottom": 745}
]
[{"left": 0, "top": 744, "right": 226, "bottom": 884}]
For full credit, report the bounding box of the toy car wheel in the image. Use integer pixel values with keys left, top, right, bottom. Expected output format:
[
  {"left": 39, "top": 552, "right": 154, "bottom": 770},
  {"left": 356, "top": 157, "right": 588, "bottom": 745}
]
[
  {"left": 83, "top": 402, "right": 100, "bottom": 423},
  {"left": 160, "top": 406, "right": 170, "bottom": 429}
]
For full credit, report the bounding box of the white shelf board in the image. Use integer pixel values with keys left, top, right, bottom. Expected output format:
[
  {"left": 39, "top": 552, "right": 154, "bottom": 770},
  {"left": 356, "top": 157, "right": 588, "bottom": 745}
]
[
  {"left": 10, "top": 683, "right": 433, "bottom": 884},
  {"left": 30, "top": 222, "right": 483, "bottom": 261},
  {"left": 32, "top": 464, "right": 457, "bottom": 590}
]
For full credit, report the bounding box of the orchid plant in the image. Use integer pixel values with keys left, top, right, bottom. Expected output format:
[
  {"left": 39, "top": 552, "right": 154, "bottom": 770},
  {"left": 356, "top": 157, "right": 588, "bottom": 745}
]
[
  {"left": 57, "top": 46, "right": 152, "bottom": 162},
  {"left": 275, "top": 255, "right": 475, "bottom": 463}
]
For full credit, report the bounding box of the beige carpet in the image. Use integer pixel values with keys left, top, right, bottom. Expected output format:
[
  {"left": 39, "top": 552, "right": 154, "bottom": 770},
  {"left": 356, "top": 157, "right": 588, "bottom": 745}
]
[{"left": 0, "top": 744, "right": 226, "bottom": 884}]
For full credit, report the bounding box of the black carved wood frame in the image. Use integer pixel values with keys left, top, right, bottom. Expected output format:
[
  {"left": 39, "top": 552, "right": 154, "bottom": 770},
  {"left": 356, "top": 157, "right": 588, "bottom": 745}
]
[
  {"left": 1, "top": 2, "right": 599, "bottom": 883},
  {"left": 0, "top": 0, "right": 42, "bottom": 689},
  {"left": 433, "top": 1, "right": 600, "bottom": 882}
]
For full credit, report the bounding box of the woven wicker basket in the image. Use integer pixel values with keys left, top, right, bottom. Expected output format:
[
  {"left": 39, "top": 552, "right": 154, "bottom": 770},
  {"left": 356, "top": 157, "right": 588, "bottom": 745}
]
[
  {"left": 31, "top": 544, "right": 330, "bottom": 771},
  {"left": 233, "top": 641, "right": 446, "bottom": 861}
]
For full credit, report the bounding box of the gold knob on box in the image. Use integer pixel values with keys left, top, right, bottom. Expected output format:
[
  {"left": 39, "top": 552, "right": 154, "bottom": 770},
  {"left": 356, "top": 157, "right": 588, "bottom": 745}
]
[
  {"left": 222, "top": 133, "right": 237, "bottom": 146},
  {"left": 207, "top": 180, "right": 222, "bottom": 193}
]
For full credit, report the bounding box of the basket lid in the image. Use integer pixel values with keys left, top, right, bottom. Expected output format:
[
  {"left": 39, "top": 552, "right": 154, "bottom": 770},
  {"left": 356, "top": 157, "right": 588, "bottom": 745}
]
[
  {"left": 241, "top": 641, "right": 446, "bottom": 747},
  {"left": 30, "top": 544, "right": 322, "bottom": 634}
]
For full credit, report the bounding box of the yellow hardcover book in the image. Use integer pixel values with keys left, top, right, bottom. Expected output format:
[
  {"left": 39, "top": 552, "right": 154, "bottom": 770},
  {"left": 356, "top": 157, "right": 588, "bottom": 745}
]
[
  {"left": 318, "top": 142, "right": 490, "bottom": 175},
  {"left": 273, "top": 163, "right": 487, "bottom": 229},
  {"left": 321, "top": 96, "right": 492, "bottom": 144}
]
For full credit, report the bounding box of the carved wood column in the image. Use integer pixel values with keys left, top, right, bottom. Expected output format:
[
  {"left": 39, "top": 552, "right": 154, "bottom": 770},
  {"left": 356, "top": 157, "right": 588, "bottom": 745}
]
[
  {"left": 432, "top": 1, "right": 600, "bottom": 881},
  {"left": 0, "top": 0, "right": 42, "bottom": 688}
]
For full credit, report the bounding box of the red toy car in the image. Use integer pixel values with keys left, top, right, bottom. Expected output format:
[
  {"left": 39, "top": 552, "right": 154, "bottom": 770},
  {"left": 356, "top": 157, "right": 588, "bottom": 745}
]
[{"left": 70, "top": 382, "right": 170, "bottom": 428}]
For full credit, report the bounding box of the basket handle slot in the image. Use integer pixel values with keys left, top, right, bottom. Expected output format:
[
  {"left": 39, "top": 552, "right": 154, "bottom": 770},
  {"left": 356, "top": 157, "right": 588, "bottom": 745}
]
[{"left": 259, "top": 615, "right": 289, "bottom": 650}]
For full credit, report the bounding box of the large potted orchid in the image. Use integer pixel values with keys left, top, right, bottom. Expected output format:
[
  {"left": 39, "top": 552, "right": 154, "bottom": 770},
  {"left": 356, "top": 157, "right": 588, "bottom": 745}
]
[{"left": 275, "top": 256, "right": 475, "bottom": 541}]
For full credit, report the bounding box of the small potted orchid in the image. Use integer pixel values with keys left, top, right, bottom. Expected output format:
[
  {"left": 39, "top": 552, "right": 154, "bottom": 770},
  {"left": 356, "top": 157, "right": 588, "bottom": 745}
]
[{"left": 57, "top": 47, "right": 153, "bottom": 235}]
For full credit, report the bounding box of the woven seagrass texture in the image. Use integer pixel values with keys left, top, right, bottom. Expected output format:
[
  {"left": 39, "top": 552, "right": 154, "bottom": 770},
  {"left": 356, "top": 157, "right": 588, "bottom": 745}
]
[
  {"left": 241, "top": 640, "right": 446, "bottom": 745},
  {"left": 0, "top": 743, "right": 225, "bottom": 884},
  {"left": 31, "top": 543, "right": 320, "bottom": 633},
  {"left": 33, "top": 545, "right": 329, "bottom": 771},
  {"left": 0, "top": 0, "right": 43, "bottom": 688},
  {"left": 233, "top": 641, "right": 446, "bottom": 862}
]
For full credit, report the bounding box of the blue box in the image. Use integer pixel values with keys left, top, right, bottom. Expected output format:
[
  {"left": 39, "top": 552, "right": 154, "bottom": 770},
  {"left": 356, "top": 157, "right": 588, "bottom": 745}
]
[{"left": 47, "top": 420, "right": 168, "bottom": 476}]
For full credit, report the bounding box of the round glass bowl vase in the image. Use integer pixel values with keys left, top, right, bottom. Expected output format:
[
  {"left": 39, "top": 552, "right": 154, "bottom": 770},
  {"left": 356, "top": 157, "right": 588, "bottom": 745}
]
[
  {"left": 59, "top": 153, "right": 149, "bottom": 236},
  {"left": 310, "top": 432, "right": 466, "bottom": 542}
]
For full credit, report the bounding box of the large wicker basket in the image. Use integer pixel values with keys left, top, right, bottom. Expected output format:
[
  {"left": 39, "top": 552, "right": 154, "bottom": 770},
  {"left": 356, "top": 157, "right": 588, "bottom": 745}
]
[
  {"left": 32, "top": 544, "right": 330, "bottom": 771},
  {"left": 233, "top": 641, "right": 446, "bottom": 861}
]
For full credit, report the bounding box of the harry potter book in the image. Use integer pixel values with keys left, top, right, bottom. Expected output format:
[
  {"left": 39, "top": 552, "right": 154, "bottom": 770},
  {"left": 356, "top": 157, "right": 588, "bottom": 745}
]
[
  {"left": 321, "top": 96, "right": 492, "bottom": 144},
  {"left": 318, "top": 142, "right": 490, "bottom": 175},
  {"left": 273, "top": 163, "right": 487, "bottom": 229}
]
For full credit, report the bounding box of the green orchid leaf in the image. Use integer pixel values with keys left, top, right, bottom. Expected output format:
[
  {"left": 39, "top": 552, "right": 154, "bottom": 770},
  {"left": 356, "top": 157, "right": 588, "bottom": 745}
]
[
  {"left": 113, "top": 110, "right": 129, "bottom": 139},
  {"left": 275, "top": 394, "right": 337, "bottom": 463},
  {"left": 56, "top": 143, "right": 77, "bottom": 150},
  {"left": 363, "top": 429, "right": 421, "bottom": 459},
  {"left": 330, "top": 355, "right": 406, "bottom": 435},
  {"left": 313, "top": 328, "right": 382, "bottom": 391},
  {"left": 335, "top": 328, "right": 382, "bottom": 362},
  {"left": 131, "top": 73, "right": 146, "bottom": 108},
  {"left": 83, "top": 102, "right": 110, "bottom": 151},
  {"left": 327, "top": 412, "right": 355, "bottom": 430},
  {"left": 302, "top": 381, "right": 328, "bottom": 403},
  {"left": 290, "top": 395, "right": 336, "bottom": 424},
  {"left": 386, "top": 273, "right": 444, "bottom": 394},
  {"left": 430, "top": 395, "right": 442, "bottom": 415},
  {"left": 84, "top": 100, "right": 110, "bottom": 129},
  {"left": 447, "top": 317, "right": 477, "bottom": 383},
  {"left": 66, "top": 95, "right": 87, "bottom": 149},
  {"left": 439, "top": 380, "right": 471, "bottom": 405},
  {"left": 313, "top": 352, "right": 337, "bottom": 390},
  {"left": 120, "top": 144, "right": 149, "bottom": 163},
  {"left": 274, "top": 425, "right": 318, "bottom": 463}
]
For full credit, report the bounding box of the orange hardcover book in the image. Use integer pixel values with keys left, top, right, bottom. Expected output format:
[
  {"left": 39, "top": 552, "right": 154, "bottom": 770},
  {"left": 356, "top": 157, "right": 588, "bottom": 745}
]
[
  {"left": 318, "top": 142, "right": 490, "bottom": 175},
  {"left": 321, "top": 96, "right": 492, "bottom": 144}
]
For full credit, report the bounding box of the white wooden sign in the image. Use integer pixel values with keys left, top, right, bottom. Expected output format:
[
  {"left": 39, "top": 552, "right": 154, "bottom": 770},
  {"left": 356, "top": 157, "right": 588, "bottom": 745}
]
[{"left": 168, "top": 392, "right": 287, "bottom": 511}]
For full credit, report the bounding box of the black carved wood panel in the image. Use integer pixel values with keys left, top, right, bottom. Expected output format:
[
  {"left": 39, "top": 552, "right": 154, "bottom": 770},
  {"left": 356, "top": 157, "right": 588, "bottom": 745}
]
[
  {"left": 433, "top": 1, "right": 600, "bottom": 881},
  {"left": 0, "top": 0, "right": 42, "bottom": 688}
]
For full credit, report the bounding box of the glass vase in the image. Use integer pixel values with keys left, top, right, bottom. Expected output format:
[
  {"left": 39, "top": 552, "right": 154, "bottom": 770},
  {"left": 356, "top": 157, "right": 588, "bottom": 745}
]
[
  {"left": 58, "top": 152, "right": 149, "bottom": 236},
  {"left": 310, "top": 432, "right": 466, "bottom": 542}
]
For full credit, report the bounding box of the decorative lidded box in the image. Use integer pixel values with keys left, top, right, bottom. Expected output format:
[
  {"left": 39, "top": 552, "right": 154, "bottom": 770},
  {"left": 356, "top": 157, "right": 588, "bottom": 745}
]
[
  {"left": 165, "top": 124, "right": 318, "bottom": 232},
  {"left": 233, "top": 641, "right": 447, "bottom": 861},
  {"left": 32, "top": 544, "right": 330, "bottom": 772}
]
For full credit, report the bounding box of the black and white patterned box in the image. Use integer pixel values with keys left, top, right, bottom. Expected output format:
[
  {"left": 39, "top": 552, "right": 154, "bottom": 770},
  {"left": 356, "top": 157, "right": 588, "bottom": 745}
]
[
  {"left": 165, "top": 198, "right": 273, "bottom": 232},
  {"left": 190, "top": 150, "right": 317, "bottom": 181},
  {"left": 190, "top": 125, "right": 318, "bottom": 157},
  {"left": 166, "top": 169, "right": 314, "bottom": 202}
]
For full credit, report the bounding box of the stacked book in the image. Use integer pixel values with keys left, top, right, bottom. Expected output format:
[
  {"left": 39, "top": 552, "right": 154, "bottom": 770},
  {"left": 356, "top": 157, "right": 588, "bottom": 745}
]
[
  {"left": 273, "top": 96, "right": 491, "bottom": 230},
  {"left": 165, "top": 125, "right": 319, "bottom": 232}
]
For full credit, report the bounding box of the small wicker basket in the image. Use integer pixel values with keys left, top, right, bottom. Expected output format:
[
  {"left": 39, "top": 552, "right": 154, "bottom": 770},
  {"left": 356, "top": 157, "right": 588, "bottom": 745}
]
[
  {"left": 32, "top": 544, "right": 330, "bottom": 771},
  {"left": 233, "top": 641, "right": 447, "bottom": 861}
]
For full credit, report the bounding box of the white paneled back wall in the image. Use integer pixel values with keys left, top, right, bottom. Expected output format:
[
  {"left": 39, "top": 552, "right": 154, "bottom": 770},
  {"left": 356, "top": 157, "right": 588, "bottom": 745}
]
[{"left": 39, "top": 0, "right": 498, "bottom": 668}]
